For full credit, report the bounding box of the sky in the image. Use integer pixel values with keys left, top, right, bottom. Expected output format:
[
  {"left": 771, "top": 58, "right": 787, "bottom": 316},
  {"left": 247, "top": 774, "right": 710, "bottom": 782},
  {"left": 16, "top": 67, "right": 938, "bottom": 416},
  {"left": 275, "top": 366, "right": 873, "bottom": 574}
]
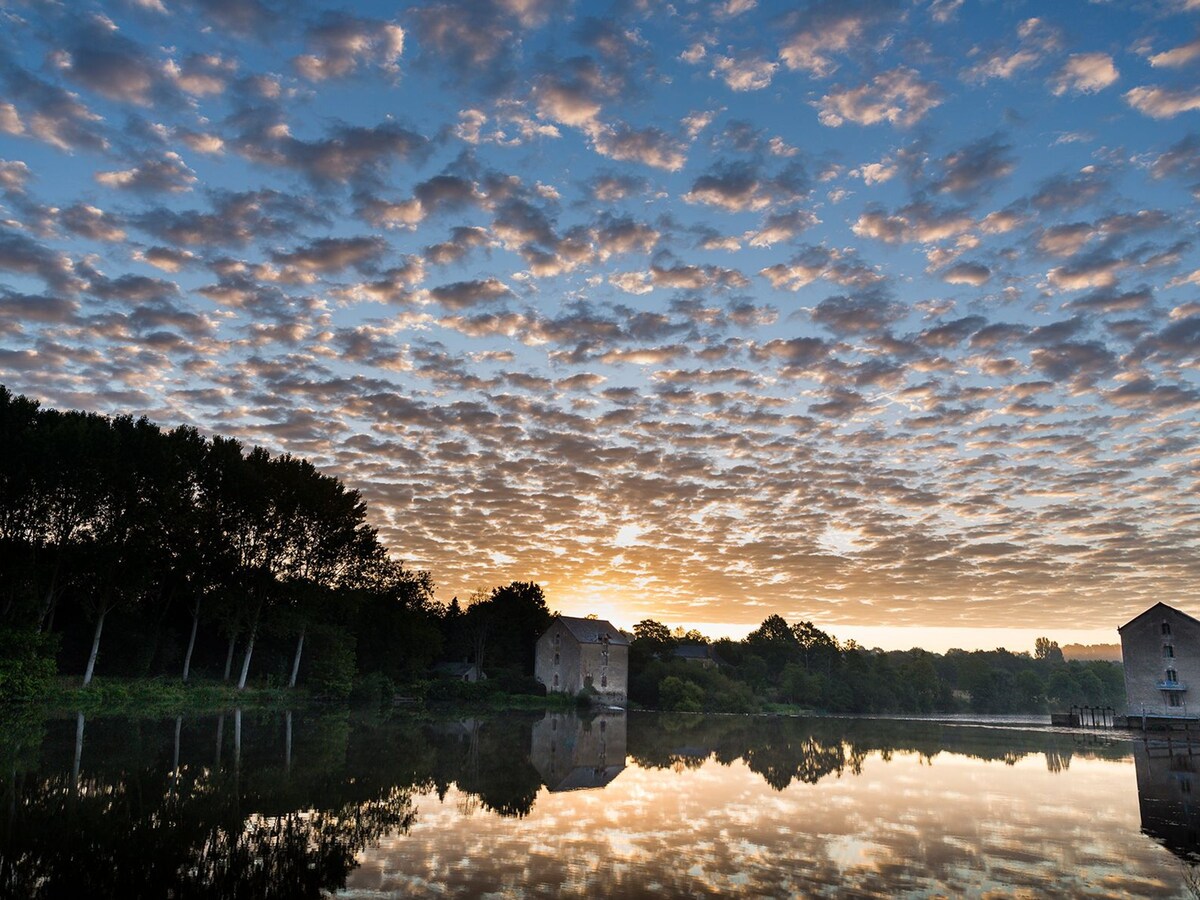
[{"left": 1, "top": 0, "right": 1198, "bottom": 652}]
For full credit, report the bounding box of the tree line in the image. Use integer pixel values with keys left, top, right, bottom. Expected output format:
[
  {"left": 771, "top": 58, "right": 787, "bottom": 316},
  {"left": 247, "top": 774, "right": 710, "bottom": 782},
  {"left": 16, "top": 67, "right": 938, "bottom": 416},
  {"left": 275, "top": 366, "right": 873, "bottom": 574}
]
[
  {"left": 628, "top": 615, "right": 1125, "bottom": 714},
  {"left": 0, "top": 387, "right": 550, "bottom": 699}
]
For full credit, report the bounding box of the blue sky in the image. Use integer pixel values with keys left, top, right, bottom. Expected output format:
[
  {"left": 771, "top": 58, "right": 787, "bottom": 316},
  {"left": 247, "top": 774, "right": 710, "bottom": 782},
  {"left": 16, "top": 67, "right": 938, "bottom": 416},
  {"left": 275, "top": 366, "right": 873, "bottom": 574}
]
[{"left": 3, "top": 0, "right": 1199, "bottom": 649}]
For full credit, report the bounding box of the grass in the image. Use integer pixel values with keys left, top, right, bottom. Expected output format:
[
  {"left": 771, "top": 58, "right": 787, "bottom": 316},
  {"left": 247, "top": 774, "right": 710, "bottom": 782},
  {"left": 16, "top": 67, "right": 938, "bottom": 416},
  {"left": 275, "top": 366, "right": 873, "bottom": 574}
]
[{"left": 36, "top": 676, "right": 303, "bottom": 716}]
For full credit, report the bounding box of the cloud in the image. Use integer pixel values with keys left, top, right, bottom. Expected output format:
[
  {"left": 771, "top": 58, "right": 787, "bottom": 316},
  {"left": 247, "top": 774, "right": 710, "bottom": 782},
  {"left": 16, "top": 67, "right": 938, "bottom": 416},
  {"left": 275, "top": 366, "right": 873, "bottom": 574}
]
[
  {"left": 424, "top": 226, "right": 491, "bottom": 265},
  {"left": 932, "top": 134, "right": 1015, "bottom": 196},
  {"left": 777, "top": 1, "right": 902, "bottom": 77},
  {"left": 852, "top": 203, "right": 973, "bottom": 244},
  {"left": 759, "top": 244, "right": 881, "bottom": 290},
  {"left": 817, "top": 68, "right": 942, "bottom": 128},
  {"left": 0, "top": 160, "right": 32, "bottom": 193},
  {"left": 54, "top": 15, "right": 175, "bottom": 107},
  {"left": 164, "top": 53, "right": 237, "bottom": 97},
  {"left": 0, "top": 228, "right": 79, "bottom": 293},
  {"left": 270, "top": 236, "right": 387, "bottom": 274},
  {"left": 712, "top": 55, "right": 778, "bottom": 92},
  {"left": 1150, "top": 134, "right": 1200, "bottom": 183},
  {"left": 1050, "top": 53, "right": 1118, "bottom": 96},
  {"left": 428, "top": 278, "right": 514, "bottom": 310},
  {"left": 236, "top": 119, "right": 430, "bottom": 186},
  {"left": 1125, "top": 85, "right": 1200, "bottom": 119},
  {"left": 293, "top": 13, "right": 405, "bottom": 82},
  {"left": 961, "top": 17, "right": 1060, "bottom": 83},
  {"left": 592, "top": 123, "right": 688, "bottom": 172},
  {"left": 942, "top": 262, "right": 991, "bottom": 285},
  {"left": 95, "top": 152, "right": 196, "bottom": 193},
  {"left": 748, "top": 209, "right": 819, "bottom": 247},
  {"left": 60, "top": 204, "right": 126, "bottom": 242},
  {"left": 812, "top": 290, "right": 907, "bottom": 336},
  {"left": 683, "top": 160, "right": 809, "bottom": 211},
  {"left": 1148, "top": 37, "right": 1200, "bottom": 68},
  {"left": 0, "top": 65, "right": 107, "bottom": 153}
]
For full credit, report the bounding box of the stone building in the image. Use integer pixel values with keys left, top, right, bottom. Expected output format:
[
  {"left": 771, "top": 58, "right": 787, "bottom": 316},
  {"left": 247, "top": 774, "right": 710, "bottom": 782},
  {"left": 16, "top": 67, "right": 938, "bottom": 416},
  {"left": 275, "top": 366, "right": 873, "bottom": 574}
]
[
  {"left": 1119, "top": 602, "right": 1199, "bottom": 716},
  {"left": 534, "top": 615, "right": 629, "bottom": 703}
]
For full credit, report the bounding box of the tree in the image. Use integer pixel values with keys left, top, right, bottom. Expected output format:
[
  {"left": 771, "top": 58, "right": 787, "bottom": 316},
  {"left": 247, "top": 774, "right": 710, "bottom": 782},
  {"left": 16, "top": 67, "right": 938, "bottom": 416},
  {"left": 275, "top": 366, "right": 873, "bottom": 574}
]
[{"left": 1034, "top": 637, "right": 1064, "bottom": 665}]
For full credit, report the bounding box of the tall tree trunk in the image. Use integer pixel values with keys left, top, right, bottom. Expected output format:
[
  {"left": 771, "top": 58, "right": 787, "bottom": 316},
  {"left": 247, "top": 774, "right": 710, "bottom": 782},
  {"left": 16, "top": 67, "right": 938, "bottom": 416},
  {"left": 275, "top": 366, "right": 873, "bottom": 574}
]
[
  {"left": 182, "top": 595, "right": 201, "bottom": 682},
  {"left": 82, "top": 608, "right": 107, "bottom": 686},
  {"left": 236, "top": 620, "right": 257, "bottom": 690},
  {"left": 288, "top": 626, "right": 305, "bottom": 688},
  {"left": 285, "top": 710, "right": 292, "bottom": 773},
  {"left": 72, "top": 712, "right": 85, "bottom": 784},
  {"left": 215, "top": 715, "right": 224, "bottom": 768},
  {"left": 223, "top": 632, "right": 237, "bottom": 681}
]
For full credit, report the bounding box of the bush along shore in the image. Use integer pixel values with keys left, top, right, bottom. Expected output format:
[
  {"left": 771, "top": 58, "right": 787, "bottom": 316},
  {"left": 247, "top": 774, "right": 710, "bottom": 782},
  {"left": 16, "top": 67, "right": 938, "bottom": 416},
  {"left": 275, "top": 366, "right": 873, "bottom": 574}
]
[{"left": 2, "top": 388, "right": 1124, "bottom": 716}]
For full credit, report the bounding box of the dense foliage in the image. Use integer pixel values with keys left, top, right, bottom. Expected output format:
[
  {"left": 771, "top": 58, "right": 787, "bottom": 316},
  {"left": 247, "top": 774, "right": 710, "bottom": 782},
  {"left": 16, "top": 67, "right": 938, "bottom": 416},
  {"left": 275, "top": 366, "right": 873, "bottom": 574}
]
[
  {"left": 630, "top": 614, "right": 1124, "bottom": 714},
  {"left": 0, "top": 388, "right": 548, "bottom": 700}
]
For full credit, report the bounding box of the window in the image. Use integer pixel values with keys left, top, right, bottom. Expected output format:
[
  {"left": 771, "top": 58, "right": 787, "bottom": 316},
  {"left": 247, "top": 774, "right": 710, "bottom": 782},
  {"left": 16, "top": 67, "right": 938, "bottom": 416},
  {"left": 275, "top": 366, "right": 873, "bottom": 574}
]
[
  {"left": 554, "top": 633, "right": 560, "bottom": 647},
  {"left": 1168, "top": 668, "right": 1178, "bottom": 683},
  {"left": 553, "top": 673, "right": 559, "bottom": 687},
  {"left": 1170, "top": 693, "right": 1183, "bottom": 707},
  {"left": 601, "top": 675, "right": 608, "bottom": 688},
  {"left": 1163, "top": 622, "right": 1172, "bottom": 636},
  {"left": 1165, "top": 644, "right": 1176, "bottom": 658},
  {"left": 554, "top": 653, "right": 560, "bottom": 665}
]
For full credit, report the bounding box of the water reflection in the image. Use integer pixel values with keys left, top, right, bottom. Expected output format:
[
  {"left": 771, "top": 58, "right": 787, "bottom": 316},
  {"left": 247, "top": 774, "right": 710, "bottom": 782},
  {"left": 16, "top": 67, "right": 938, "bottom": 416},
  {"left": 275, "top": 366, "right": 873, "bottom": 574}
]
[
  {"left": 1135, "top": 737, "right": 1200, "bottom": 896},
  {"left": 3, "top": 709, "right": 1197, "bottom": 897},
  {"left": 531, "top": 711, "right": 626, "bottom": 792}
]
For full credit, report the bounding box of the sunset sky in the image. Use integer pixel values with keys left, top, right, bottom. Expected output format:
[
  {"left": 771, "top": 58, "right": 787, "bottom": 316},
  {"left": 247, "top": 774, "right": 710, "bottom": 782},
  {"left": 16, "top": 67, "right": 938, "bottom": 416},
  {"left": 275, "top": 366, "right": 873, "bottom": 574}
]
[{"left": 2, "top": 0, "right": 1198, "bottom": 651}]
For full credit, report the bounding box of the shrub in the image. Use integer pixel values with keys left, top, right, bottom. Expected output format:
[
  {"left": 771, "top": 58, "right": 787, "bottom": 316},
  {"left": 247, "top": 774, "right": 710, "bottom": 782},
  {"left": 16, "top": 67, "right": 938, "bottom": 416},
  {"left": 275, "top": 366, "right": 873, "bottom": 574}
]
[
  {"left": 0, "top": 629, "right": 58, "bottom": 702},
  {"left": 659, "top": 676, "right": 704, "bottom": 712}
]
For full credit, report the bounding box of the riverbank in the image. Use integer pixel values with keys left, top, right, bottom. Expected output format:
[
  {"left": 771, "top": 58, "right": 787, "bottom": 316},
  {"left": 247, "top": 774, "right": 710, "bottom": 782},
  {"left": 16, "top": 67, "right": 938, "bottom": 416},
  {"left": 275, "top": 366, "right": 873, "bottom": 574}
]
[
  {"left": 34, "top": 677, "right": 301, "bottom": 716},
  {"left": 18, "top": 675, "right": 596, "bottom": 717}
]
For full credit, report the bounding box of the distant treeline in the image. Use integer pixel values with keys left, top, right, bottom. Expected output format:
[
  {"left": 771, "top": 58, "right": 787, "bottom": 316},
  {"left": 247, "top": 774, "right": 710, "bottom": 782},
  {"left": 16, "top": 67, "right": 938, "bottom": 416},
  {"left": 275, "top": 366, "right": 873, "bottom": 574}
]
[
  {"left": 629, "top": 619, "right": 1125, "bottom": 714},
  {"left": 0, "top": 388, "right": 1123, "bottom": 714}
]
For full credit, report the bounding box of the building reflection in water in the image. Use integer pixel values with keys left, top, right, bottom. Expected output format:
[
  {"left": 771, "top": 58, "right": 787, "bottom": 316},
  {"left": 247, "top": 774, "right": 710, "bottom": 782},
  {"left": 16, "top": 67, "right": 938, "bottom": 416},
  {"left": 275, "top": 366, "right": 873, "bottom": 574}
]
[
  {"left": 530, "top": 711, "right": 626, "bottom": 792},
  {"left": 1135, "top": 737, "right": 1200, "bottom": 860}
]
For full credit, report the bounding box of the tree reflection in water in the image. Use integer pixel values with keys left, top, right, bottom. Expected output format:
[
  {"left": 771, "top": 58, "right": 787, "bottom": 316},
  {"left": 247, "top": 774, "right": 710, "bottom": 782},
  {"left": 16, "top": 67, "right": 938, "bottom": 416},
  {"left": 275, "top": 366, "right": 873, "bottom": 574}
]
[{"left": 0, "top": 708, "right": 1156, "bottom": 897}]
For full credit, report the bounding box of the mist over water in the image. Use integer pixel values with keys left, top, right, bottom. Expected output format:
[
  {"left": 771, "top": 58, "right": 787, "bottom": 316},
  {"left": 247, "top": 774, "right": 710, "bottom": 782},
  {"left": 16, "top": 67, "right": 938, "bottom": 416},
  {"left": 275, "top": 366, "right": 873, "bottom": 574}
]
[{"left": 2, "top": 709, "right": 1196, "bottom": 897}]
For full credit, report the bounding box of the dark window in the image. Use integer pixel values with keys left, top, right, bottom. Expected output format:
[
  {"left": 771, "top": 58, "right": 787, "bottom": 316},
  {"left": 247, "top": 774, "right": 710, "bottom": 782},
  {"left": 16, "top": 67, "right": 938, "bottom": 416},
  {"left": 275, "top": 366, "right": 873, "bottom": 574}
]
[
  {"left": 1170, "top": 693, "right": 1183, "bottom": 707},
  {"left": 601, "top": 675, "right": 608, "bottom": 688},
  {"left": 1168, "top": 668, "right": 1178, "bottom": 682},
  {"left": 553, "top": 673, "right": 559, "bottom": 687},
  {"left": 554, "top": 653, "right": 560, "bottom": 665},
  {"left": 1165, "top": 645, "right": 1176, "bottom": 658},
  {"left": 1163, "top": 622, "right": 1173, "bottom": 636}
]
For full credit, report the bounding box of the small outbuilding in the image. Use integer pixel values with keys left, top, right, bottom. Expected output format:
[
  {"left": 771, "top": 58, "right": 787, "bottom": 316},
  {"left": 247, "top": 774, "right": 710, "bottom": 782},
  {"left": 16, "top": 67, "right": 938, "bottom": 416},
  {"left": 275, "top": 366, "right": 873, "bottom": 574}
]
[
  {"left": 672, "top": 643, "right": 720, "bottom": 668},
  {"left": 435, "top": 661, "right": 486, "bottom": 683},
  {"left": 1119, "top": 602, "right": 1197, "bottom": 716},
  {"left": 535, "top": 615, "right": 629, "bottom": 703}
]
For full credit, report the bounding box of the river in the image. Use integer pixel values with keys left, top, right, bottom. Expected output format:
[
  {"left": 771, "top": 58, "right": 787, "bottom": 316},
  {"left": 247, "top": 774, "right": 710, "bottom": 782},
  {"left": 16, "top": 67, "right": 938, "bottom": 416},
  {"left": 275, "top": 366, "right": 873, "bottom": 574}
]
[{"left": 0, "top": 708, "right": 1194, "bottom": 897}]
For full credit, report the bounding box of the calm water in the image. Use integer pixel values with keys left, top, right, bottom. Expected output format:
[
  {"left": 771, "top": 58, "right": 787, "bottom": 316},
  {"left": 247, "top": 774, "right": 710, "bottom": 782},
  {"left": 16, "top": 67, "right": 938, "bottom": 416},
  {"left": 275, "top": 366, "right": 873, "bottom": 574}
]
[{"left": 1, "top": 709, "right": 1197, "bottom": 898}]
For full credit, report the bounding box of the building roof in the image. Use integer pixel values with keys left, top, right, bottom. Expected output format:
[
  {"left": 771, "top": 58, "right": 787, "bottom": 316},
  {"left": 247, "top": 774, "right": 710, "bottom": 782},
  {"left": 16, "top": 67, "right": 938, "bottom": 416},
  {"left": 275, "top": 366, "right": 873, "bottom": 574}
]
[
  {"left": 672, "top": 643, "right": 712, "bottom": 660},
  {"left": 552, "top": 615, "right": 630, "bottom": 646},
  {"left": 1118, "top": 602, "right": 1200, "bottom": 633}
]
